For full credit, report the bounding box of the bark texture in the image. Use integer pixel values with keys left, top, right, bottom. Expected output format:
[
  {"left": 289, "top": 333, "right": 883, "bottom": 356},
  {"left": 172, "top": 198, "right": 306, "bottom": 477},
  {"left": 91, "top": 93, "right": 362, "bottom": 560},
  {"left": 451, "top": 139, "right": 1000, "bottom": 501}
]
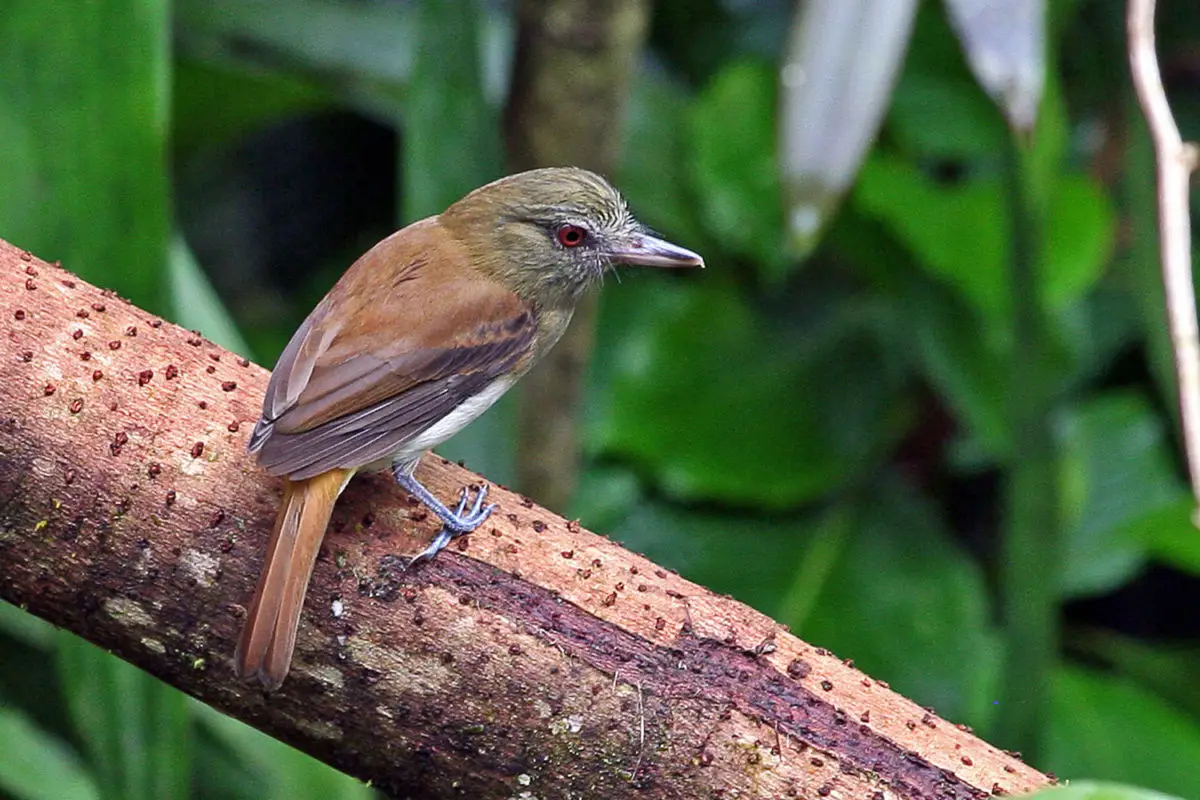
[
  {"left": 505, "top": 0, "right": 650, "bottom": 512},
  {"left": 0, "top": 238, "right": 1053, "bottom": 798}
]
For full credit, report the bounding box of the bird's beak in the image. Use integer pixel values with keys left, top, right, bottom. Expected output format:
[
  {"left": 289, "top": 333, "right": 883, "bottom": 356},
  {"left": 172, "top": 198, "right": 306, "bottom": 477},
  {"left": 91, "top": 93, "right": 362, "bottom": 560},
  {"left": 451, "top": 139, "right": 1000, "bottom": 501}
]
[{"left": 605, "top": 231, "right": 705, "bottom": 268}]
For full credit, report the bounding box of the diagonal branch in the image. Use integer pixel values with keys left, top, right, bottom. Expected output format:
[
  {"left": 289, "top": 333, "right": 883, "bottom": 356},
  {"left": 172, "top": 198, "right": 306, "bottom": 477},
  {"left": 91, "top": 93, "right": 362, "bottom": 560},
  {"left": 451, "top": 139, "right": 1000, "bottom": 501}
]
[
  {"left": 0, "top": 238, "right": 1050, "bottom": 798},
  {"left": 1127, "top": 0, "right": 1200, "bottom": 519}
]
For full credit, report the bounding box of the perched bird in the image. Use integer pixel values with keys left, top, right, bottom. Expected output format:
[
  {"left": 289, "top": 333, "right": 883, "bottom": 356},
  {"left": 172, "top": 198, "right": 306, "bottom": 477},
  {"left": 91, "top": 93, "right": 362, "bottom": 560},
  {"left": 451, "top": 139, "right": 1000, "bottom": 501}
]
[{"left": 234, "top": 167, "right": 703, "bottom": 690}]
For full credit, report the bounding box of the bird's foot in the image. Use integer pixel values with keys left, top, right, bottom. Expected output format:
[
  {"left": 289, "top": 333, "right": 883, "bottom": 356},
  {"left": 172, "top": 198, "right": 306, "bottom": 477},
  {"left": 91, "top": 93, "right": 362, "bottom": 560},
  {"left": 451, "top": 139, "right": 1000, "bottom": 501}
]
[
  {"left": 441, "top": 483, "right": 495, "bottom": 533},
  {"left": 403, "top": 527, "right": 457, "bottom": 567},
  {"left": 395, "top": 477, "right": 496, "bottom": 568}
]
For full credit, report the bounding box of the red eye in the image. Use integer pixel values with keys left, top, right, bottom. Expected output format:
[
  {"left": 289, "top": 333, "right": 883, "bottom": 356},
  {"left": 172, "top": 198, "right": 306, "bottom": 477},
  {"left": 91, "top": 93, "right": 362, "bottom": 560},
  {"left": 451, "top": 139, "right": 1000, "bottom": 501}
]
[{"left": 556, "top": 224, "right": 586, "bottom": 248}]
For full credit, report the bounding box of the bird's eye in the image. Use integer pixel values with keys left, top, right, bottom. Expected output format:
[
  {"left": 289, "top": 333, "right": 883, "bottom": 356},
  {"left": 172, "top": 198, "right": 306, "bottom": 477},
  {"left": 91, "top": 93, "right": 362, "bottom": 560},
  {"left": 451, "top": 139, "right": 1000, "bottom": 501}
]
[{"left": 556, "top": 224, "right": 587, "bottom": 248}]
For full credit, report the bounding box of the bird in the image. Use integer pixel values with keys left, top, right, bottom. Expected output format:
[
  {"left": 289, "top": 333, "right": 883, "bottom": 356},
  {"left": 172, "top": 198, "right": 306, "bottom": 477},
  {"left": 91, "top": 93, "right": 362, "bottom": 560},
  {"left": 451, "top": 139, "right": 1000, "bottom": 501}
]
[{"left": 234, "top": 166, "right": 703, "bottom": 690}]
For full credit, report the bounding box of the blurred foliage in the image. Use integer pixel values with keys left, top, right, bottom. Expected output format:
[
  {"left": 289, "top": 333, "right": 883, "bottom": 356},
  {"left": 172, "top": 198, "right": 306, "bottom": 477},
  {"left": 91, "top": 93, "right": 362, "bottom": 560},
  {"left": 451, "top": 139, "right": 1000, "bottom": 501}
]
[
  {"left": 0, "top": 0, "right": 169, "bottom": 313},
  {"left": 2, "top": 0, "right": 1199, "bottom": 798},
  {"left": 1030, "top": 783, "right": 1191, "bottom": 800}
]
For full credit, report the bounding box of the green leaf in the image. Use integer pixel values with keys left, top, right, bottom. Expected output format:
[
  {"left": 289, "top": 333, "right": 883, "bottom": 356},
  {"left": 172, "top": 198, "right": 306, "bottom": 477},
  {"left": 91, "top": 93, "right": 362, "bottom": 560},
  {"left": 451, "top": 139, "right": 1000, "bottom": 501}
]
[
  {"left": 855, "top": 155, "right": 1011, "bottom": 328},
  {"left": 1046, "top": 667, "right": 1200, "bottom": 798},
  {"left": 907, "top": 282, "right": 1010, "bottom": 456},
  {"left": 569, "top": 465, "right": 644, "bottom": 535},
  {"left": 1056, "top": 392, "right": 1182, "bottom": 597},
  {"left": 1053, "top": 287, "right": 1141, "bottom": 391},
  {"left": 173, "top": 59, "right": 329, "bottom": 156},
  {"left": 687, "top": 60, "right": 789, "bottom": 284},
  {"left": 588, "top": 277, "right": 905, "bottom": 508},
  {"left": 176, "top": 0, "right": 418, "bottom": 114},
  {"left": 0, "top": 95, "right": 40, "bottom": 246},
  {"left": 889, "top": 68, "right": 1008, "bottom": 159},
  {"left": 1028, "top": 781, "right": 1190, "bottom": 800},
  {"left": 1119, "top": 497, "right": 1200, "bottom": 577},
  {"left": 607, "top": 501, "right": 819, "bottom": 616},
  {"left": 855, "top": 154, "right": 1111, "bottom": 331},
  {"left": 1041, "top": 175, "right": 1116, "bottom": 308},
  {"left": 56, "top": 635, "right": 190, "bottom": 800},
  {"left": 1026, "top": 67, "right": 1070, "bottom": 209},
  {"left": 788, "top": 482, "right": 1001, "bottom": 724},
  {"left": 169, "top": 235, "right": 254, "bottom": 359},
  {"left": 194, "top": 702, "right": 371, "bottom": 800},
  {"left": 0, "top": 603, "right": 54, "bottom": 650},
  {"left": 774, "top": 504, "right": 854, "bottom": 634},
  {"left": 0, "top": 0, "right": 169, "bottom": 312},
  {"left": 1072, "top": 629, "right": 1200, "bottom": 721},
  {"left": 403, "top": 0, "right": 500, "bottom": 222},
  {"left": 0, "top": 7, "right": 183, "bottom": 794},
  {"left": 0, "top": 705, "right": 98, "bottom": 800},
  {"left": 888, "top": 2, "right": 1008, "bottom": 159},
  {"left": 620, "top": 70, "right": 710, "bottom": 253}
]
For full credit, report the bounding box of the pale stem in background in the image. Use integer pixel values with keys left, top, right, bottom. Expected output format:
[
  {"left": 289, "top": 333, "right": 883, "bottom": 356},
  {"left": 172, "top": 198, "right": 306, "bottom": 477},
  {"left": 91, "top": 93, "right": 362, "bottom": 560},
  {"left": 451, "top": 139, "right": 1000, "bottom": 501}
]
[{"left": 1127, "top": 0, "right": 1200, "bottom": 522}]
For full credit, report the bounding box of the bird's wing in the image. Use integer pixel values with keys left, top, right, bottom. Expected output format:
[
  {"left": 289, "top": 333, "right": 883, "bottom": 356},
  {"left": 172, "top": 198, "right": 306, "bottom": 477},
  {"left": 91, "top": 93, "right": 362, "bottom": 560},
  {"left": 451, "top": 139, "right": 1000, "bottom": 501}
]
[{"left": 249, "top": 219, "right": 537, "bottom": 479}]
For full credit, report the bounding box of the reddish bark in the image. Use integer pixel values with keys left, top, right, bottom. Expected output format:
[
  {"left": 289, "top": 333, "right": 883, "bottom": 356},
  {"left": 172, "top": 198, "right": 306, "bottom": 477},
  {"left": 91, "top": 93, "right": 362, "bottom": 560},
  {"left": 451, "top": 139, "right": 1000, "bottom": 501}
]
[{"left": 0, "top": 238, "right": 1052, "bottom": 798}]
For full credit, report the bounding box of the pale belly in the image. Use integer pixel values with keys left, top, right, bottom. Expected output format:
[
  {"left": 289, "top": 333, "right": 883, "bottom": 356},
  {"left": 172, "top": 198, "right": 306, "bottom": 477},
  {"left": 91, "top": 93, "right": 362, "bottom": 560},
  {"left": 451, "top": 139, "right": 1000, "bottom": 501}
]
[{"left": 358, "top": 374, "right": 517, "bottom": 477}]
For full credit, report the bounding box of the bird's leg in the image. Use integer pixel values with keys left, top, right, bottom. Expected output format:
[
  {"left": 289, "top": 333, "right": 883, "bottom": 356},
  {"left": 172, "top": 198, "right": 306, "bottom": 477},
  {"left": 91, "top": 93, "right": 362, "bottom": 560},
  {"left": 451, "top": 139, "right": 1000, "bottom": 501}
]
[{"left": 392, "top": 464, "right": 495, "bottom": 564}]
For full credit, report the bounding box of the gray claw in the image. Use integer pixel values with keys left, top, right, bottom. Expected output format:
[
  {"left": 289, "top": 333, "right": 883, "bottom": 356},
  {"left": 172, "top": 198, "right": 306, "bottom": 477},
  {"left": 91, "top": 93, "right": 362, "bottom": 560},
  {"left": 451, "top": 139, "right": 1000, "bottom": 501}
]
[
  {"left": 405, "top": 527, "right": 456, "bottom": 568},
  {"left": 404, "top": 483, "right": 493, "bottom": 567},
  {"left": 444, "top": 484, "right": 491, "bottom": 531},
  {"left": 452, "top": 487, "right": 471, "bottom": 517},
  {"left": 474, "top": 502, "right": 497, "bottom": 525},
  {"left": 470, "top": 485, "right": 489, "bottom": 515}
]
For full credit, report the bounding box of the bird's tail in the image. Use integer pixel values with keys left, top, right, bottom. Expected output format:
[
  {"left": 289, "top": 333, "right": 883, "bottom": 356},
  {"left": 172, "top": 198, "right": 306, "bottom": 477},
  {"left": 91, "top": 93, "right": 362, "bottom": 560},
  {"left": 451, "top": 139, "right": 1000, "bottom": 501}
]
[{"left": 234, "top": 468, "right": 352, "bottom": 690}]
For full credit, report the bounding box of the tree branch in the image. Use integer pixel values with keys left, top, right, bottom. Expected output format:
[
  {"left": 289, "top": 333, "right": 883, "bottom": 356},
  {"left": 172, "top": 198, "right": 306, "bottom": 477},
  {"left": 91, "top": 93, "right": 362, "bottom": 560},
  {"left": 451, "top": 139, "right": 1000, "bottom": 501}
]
[
  {"left": 1127, "top": 0, "right": 1200, "bottom": 519},
  {"left": 0, "top": 238, "right": 1051, "bottom": 797},
  {"left": 504, "top": 0, "right": 650, "bottom": 511}
]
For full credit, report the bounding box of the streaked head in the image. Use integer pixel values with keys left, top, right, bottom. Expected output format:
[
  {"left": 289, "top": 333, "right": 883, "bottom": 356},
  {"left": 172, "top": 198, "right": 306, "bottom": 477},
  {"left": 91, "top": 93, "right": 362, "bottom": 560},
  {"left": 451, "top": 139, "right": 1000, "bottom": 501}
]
[{"left": 440, "top": 167, "right": 703, "bottom": 305}]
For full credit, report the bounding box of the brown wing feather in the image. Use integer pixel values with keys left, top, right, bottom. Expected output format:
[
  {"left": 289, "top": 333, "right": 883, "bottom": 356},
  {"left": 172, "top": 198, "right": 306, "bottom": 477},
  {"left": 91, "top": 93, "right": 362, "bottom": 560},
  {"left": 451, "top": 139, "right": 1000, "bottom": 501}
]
[{"left": 249, "top": 218, "right": 538, "bottom": 479}]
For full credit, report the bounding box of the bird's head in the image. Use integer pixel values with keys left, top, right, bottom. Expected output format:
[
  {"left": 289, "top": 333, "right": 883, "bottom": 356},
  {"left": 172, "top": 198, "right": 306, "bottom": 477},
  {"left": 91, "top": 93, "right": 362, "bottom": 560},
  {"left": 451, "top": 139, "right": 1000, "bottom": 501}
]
[{"left": 440, "top": 167, "right": 703, "bottom": 307}]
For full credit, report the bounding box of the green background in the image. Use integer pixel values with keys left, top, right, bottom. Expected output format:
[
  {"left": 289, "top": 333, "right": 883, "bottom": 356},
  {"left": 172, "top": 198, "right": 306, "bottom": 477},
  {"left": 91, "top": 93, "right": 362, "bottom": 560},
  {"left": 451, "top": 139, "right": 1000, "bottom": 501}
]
[{"left": 1, "top": 1, "right": 1198, "bottom": 799}]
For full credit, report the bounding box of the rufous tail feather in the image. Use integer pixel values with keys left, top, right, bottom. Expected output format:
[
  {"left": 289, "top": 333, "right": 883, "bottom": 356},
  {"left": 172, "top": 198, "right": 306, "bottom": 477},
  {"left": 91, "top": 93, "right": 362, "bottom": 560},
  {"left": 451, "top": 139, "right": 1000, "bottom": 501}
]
[{"left": 234, "top": 468, "right": 351, "bottom": 690}]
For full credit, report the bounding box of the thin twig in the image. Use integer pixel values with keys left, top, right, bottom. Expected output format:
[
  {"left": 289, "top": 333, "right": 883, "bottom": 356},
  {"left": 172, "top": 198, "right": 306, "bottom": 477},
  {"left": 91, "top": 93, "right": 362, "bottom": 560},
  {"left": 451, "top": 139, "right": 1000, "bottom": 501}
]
[{"left": 1128, "top": 0, "right": 1200, "bottom": 520}]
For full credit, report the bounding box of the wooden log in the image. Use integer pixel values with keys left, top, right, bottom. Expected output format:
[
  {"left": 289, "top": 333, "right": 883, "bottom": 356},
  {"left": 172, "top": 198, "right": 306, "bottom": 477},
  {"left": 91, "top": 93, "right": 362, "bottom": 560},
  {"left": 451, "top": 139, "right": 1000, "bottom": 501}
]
[{"left": 0, "top": 238, "right": 1052, "bottom": 798}]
